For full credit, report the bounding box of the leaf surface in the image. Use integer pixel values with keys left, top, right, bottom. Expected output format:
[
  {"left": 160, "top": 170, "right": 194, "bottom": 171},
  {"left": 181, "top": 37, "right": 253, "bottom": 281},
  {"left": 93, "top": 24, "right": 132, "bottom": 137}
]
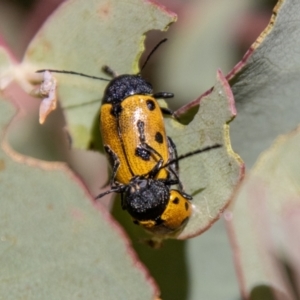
[
  {"left": 23, "top": 0, "right": 176, "bottom": 148},
  {"left": 229, "top": 0, "right": 300, "bottom": 167},
  {"left": 226, "top": 126, "right": 300, "bottom": 300},
  {"left": 0, "top": 46, "right": 158, "bottom": 297},
  {"left": 165, "top": 70, "right": 244, "bottom": 239}
]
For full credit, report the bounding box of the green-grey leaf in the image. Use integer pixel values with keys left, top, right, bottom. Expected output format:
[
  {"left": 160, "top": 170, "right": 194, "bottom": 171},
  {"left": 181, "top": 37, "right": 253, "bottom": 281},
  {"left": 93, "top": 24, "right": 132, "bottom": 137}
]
[
  {"left": 154, "top": 0, "right": 250, "bottom": 106},
  {"left": 229, "top": 0, "right": 300, "bottom": 167},
  {"left": 23, "top": 0, "right": 176, "bottom": 148},
  {"left": 0, "top": 98, "right": 158, "bottom": 298},
  {"left": 165, "top": 70, "right": 243, "bottom": 239},
  {"left": 226, "top": 126, "right": 300, "bottom": 299}
]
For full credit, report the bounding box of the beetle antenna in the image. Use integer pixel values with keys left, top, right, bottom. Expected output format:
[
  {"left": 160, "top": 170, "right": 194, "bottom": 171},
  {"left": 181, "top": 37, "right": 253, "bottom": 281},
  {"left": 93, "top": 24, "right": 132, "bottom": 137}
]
[
  {"left": 95, "top": 186, "right": 124, "bottom": 199},
  {"left": 36, "top": 69, "right": 110, "bottom": 81},
  {"left": 140, "top": 38, "right": 168, "bottom": 72},
  {"left": 160, "top": 144, "right": 222, "bottom": 171}
]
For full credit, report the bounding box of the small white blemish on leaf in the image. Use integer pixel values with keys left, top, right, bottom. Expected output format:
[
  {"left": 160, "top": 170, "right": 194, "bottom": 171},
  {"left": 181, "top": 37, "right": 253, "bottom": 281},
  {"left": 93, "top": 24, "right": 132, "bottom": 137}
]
[{"left": 38, "top": 70, "right": 57, "bottom": 124}]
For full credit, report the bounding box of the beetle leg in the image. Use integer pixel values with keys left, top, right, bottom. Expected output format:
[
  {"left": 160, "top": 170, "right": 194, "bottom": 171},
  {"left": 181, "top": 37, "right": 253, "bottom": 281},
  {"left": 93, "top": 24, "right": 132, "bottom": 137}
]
[
  {"left": 153, "top": 92, "right": 174, "bottom": 99},
  {"left": 147, "top": 159, "right": 164, "bottom": 178},
  {"left": 104, "top": 145, "right": 120, "bottom": 186},
  {"left": 167, "top": 167, "right": 183, "bottom": 191},
  {"left": 102, "top": 65, "right": 118, "bottom": 78},
  {"left": 95, "top": 184, "right": 125, "bottom": 199},
  {"left": 121, "top": 193, "right": 126, "bottom": 210},
  {"left": 152, "top": 92, "right": 178, "bottom": 118},
  {"left": 136, "top": 119, "right": 167, "bottom": 178},
  {"left": 166, "top": 137, "right": 184, "bottom": 191},
  {"left": 136, "top": 120, "right": 162, "bottom": 158},
  {"left": 160, "top": 107, "right": 175, "bottom": 117},
  {"left": 167, "top": 137, "right": 179, "bottom": 173}
]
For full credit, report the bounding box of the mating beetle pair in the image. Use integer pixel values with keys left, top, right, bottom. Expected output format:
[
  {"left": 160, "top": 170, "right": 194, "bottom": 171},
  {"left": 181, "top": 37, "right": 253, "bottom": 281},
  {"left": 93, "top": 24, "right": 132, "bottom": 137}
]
[
  {"left": 97, "top": 66, "right": 220, "bottom": 235},
  {"left": 39, "top": 39, "right": 221, "bottom": 237},
  {"left": 98, "top": 71, "right": 194, "bottom": 236}
]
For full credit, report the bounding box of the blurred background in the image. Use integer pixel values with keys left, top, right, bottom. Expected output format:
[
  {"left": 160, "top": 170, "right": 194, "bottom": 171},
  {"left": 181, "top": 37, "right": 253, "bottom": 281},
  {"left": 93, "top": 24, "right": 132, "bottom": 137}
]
[{"left": 0, "top": 0, "right": 277, "bottom": 299}]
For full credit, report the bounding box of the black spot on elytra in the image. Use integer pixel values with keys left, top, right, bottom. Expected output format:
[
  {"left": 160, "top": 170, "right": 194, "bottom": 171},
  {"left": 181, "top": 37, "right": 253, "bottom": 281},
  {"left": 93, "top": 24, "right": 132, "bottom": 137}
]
[
  {"left": 146, "top": 99, "right": 156, "bottom": 111},
  {"left": 135, "top": 147, "right": 151, "bottom": 161},
  {"left": 185, "top": 202, "right": 189, "bottom": 211},
  {"left": 173, "top": 197, "right": 179, "bottom": 204},
  {"left": 155, "top": 132, "right": 163, "bottom": 144}
]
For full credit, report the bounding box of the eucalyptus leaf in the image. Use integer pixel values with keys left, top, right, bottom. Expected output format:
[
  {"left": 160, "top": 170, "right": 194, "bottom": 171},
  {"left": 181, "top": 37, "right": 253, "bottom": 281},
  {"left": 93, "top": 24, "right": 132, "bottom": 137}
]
[
  {"left": 227, "top": 126, "right": 300, "bottom": 299},
  {"left": 23, "top": 0, "right": 176, "bottom": 148},
  {"left": 165, "top": 70, "right": 243, "bottom": 239},
  {"left": 229, "top": 0, "right": 300, "bottom": 167},
  {"left": 0, "top": 97, "right": 158, "bottom": 299}
]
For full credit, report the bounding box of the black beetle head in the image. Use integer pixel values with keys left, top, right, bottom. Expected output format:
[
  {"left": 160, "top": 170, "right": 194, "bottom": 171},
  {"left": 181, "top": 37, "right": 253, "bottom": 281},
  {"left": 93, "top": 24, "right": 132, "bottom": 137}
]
[
  {"left": 123, "top": 178, "right": 169, "bottom": 221},
  {"left": 103, "top": 74, "right": 153, "bottom": 104}
]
